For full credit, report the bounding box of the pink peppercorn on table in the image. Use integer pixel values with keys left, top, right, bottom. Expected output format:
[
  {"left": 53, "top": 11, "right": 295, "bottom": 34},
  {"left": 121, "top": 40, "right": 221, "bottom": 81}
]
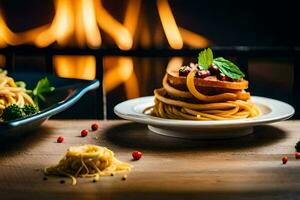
[{"left": 0, "top": 120, "right": 300, "bottom": 200}]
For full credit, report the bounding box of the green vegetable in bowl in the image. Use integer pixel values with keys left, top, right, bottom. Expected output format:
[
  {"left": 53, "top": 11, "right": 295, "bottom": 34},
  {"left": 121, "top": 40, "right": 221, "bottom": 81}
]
[
  {"left": 2, "top": 104, "right": 24, "bottom": 121},
  {"left": 15, "top": 81, "right": 26, "bottom": 88},
  {"left": 0, "top": 68, "right": 7, "bottom": 75},
  {"left": 27, "top": 77, "right": 55, "bottom": 107},
  {"left": 1, "top": 104, "right": 39, "bottom": 121},
  {"left": 22, "top": 104, "right": 39, "bottom": 116}
]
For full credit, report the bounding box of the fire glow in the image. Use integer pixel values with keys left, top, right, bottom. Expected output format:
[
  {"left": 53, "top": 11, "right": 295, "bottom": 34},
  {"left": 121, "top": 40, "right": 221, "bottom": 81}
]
[
  {"left": 0, "top": 0, "right": 209, "bottom": 97},
  {"left": 0, "top": 0, "right": 209, "bottom": 49}
]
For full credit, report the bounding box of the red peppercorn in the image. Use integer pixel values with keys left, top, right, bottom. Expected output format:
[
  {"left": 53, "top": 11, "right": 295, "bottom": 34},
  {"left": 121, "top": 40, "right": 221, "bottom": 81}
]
[
  {"left": 91, "top": 123, "right": 99, "bottom": 131},
  {"left": 57, "top": 136, "right": 64, "bottom": 143},
  {"left": 132, "top": 151, "right": 142, "bottom": 160},
  {"left": 295, "top": 152, "right": 300, "bottom": 159},
  {"left": 282, "top": 156, "right": 288, "bottom": 164},
  {"left": 81, "top": 129, "right": 89, "bottom": 137}
]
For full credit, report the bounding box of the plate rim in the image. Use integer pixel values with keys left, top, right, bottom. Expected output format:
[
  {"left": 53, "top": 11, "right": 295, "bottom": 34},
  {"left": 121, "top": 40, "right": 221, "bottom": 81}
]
[{"left": 114, "top": 96, "right": 295, "bottom": 128}]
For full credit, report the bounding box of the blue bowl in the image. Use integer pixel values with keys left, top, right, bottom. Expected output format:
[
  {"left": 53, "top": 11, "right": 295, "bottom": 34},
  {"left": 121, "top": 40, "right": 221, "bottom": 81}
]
[{"left": 0, "top": 72, "right": 99, "bottom": 138}]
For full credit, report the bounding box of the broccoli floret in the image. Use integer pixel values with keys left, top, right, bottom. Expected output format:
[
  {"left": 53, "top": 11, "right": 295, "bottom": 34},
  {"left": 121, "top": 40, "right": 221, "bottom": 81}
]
[
  {"left": 22, "top": 104, "right": 39, "bottom": 115},
  {"left": 1, "top": 104, "right": 39, "bottom": 122},
  {"left": 2, "top": 104, "right": 24, "bottom": 121}
]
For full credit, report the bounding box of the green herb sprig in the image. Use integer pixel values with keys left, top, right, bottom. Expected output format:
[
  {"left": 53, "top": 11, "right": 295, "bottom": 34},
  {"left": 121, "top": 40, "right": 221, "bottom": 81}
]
[
  {"left": 198, "top": 48, "right": 213, "bottom": 69},
  {"left": 197, "top": 48, "right": 245, "bottom": 79},
  {"left": 213, "top": 57, "right": 245, "bottom": 79},
  {"left": 27, "top": 77, "right": 55, "bottom": 107}
]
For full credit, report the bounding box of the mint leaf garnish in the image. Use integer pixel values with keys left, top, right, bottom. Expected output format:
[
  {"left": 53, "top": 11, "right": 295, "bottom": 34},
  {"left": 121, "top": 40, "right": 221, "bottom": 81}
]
[
  {"left": 213, "top": 57, "right": 245, "bottom": 79},
  {"left": 198, "top": 48, "right": 213, "bottom": 70}
]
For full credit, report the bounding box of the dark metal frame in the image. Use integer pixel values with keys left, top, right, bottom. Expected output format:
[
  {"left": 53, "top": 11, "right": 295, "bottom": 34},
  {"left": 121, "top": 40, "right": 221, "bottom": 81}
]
[{"left": 0, "top": 46, "right": 299, "bottom": 119}]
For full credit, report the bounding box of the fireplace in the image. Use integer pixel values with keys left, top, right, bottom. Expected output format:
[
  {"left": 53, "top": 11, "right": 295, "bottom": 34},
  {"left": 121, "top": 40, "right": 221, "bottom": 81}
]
[{"left": 0, "top": 0, "right": 299, "bottom": 118}]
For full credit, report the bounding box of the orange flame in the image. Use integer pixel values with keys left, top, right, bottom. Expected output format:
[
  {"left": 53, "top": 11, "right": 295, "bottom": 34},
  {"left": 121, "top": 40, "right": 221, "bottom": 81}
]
[
  {"left": 0, "top": 13, "right": 18, "bottom": 47},
  {"left": 35, "top": 0, "right": 102, "bottom": 48},
  {"left": 103, "top": 56, "right": 139, "bottom": 98},
  {"left": 35, "top": 0, "right": 74, "bottom": 47},
  {"left": 167, "top": 57, "right": 184, "bottom": 73},
  {"left": 0, "top": 11, "right": 49, "bottom": 47},
  {"left": 124, "top": 70, "right": 139, "bottom": 99},
  {"left": 94, "top": 0, "right": 132, "bottom": 50},
  {"left": 0, "top": 0, "right": 209, "bottom": 49},
  {"left": 104, "top": 57, "right": 133, "bottom": 91},
  {"left": 53, "top": 55, "right": 96, "bottom": 80},
  {"left": 157, "top": 0, "right": 183, "bottom": 49},
  {"left": 124, "top": 0, "right": 141, "bottom": 43},
  {"left": 179, "top": 27, "right": 210, "bottom": 48},
  {"left": 82, "top": 0, "right": 101, "bottom": 48},
  {"left": 0, "top": 55, "right": 5, "bottom": 66}
]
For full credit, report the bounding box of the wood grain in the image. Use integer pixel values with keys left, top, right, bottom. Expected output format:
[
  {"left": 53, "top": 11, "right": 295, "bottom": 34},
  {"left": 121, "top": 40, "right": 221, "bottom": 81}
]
[{"left": 1, "top": 120, "right": 300, "bottom": 200}]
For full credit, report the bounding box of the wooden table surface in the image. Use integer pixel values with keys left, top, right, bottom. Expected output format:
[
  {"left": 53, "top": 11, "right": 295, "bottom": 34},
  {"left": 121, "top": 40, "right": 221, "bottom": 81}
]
[{"left": 1, "top": 120, "right": 300, "bottom": 200}]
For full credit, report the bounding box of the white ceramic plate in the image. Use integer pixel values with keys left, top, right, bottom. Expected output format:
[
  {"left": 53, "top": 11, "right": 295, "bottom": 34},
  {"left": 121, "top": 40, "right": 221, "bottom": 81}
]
[{"left": 114, "top": 96, "right": 295, "bottom": 139}]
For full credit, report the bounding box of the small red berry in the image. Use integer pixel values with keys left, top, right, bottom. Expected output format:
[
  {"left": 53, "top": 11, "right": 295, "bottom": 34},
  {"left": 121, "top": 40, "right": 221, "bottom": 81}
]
[
  {"left": 91, "top": 123, "right": 99, "bottom": 131},
  {"left": 57, "top": 136, "right": 64, "bottom": 143},
  {"left": 295, "top": 152, "right": 300, "bottom": 159},
  {"left": 282, "top": 156, "right": 288, "bottom": 164},
  {"left": 132, "top": 151, "right": 142, "bottom": 160},
  {"left": 81, "top": 129, "right": 89, "bottom": 137}
]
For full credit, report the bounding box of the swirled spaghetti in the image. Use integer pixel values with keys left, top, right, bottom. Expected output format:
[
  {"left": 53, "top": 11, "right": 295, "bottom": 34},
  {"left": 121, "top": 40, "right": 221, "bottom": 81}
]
[
  {"left": 145, "top": 68, "right": 261, "bottom": 120},
  {"left": 44, "top": 145, "right": 132, "bottom": 185}
]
